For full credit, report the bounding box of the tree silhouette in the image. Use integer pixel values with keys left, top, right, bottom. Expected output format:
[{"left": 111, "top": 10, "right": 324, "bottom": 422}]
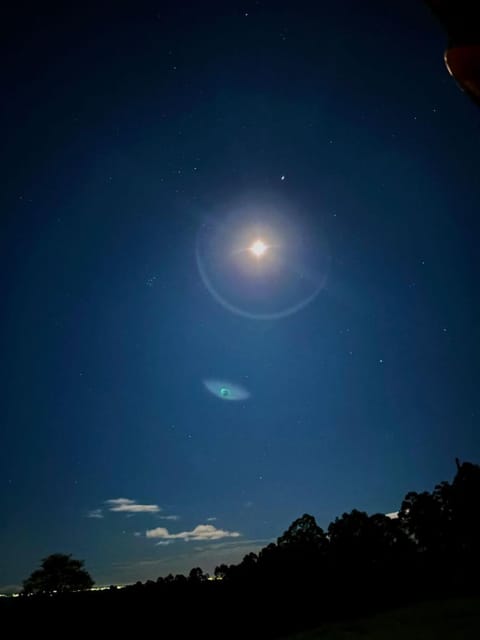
[
  {"left": 22, "top": 553, "right": 94, "bottom": 595},
  {"left": 277, "top": 513, "right": 327, "bottom": 550},
  {"left": 326, "top": 509, "right": 413, "bottom": 602},
  {"left": 188, "top": 567, "right": 207, "bottom": 583},
  {"left": 399, "top": 490, "right": 449, "bottom": 552},
  {"left": 450, "top": 461, "right": 480, "bottom": 554},
  {"left": 213, "top": 563, "right": 229, "bottom": 580},
  {"left": 328, "top": 509, "right": 409, "bottom": 558}
]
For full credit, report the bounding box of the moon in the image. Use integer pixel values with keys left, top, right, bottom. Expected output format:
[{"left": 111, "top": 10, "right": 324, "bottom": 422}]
[
  {"left": 249, "top": 239, "right": 268, "bottom": 258},
  {"left": 196, "top": 204, "right": 330, "bottom": 320}
]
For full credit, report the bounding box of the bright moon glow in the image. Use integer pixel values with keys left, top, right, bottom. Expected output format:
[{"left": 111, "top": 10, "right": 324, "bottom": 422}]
[
  {"left": 196, "top": 211, "right": 330, "bottom": 320},
  {"left": 249, "top": 239, "right": 268, "bottom": 257}
]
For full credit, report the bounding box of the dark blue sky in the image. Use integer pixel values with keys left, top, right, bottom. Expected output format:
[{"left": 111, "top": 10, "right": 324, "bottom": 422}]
[{"left": 1, "top": 1, "right": 479, "bottom": 591}]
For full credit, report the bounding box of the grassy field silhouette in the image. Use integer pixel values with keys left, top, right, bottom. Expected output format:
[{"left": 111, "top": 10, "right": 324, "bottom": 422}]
[{"left": 288, "top": 595, "right": 480, "bottom": 639}]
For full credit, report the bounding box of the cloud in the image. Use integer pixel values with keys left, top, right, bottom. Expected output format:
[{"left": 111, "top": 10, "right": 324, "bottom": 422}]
[
  {"left": 159, "top": 515, "right": 180, "bottom": 521},
  {"left": 193, "top": 538, "right": 271, "bottom": 553},
  {"left": 386, "top": 511, "right": 399, "bottom": 519},
  {"left": 87, "top": 509, "right": 104, "bottom": 519},
  {"left": 106, "top": 498, "right": 160, "bottom": 514},
  {"left": 146, "top": 524, "right": 241, "bottom": 542},
  {"left": 206, "top": 517, "right": 217, "bottom": 522}
]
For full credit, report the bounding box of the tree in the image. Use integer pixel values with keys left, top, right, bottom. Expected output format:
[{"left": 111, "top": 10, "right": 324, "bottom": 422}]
[
  {"left": 273, "top": 514, "right": 329, "bottom": 586},
  {"left": 22, "top": 553, "right": 94, "bottom": 595},
  {"left": 214, "top": 563, "right": 230, "bottom": 580},
  {"left": 328, "top": 509, "right": 412, "bottom": 577},
  {"left": 450, "top": 461, "right": 480, "bottom": 554},
  {"left": 277, "top": 513, "right": 327, "bottom": 550},
  {"left": 188, "top": 567, "right": 207, "bottom": 583},
  {"left": 174, "top": 574, "right": 187, "bottom": 584},
  {"left": 399, "top": 489, "right": 450, "bottom": 552}
]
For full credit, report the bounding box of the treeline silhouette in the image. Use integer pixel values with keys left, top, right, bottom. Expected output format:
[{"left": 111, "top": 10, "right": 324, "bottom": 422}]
[{"left": 3, "top": 460, "right": 479, "bottom": 638}]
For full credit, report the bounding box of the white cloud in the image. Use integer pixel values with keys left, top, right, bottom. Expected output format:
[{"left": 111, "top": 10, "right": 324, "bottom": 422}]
[
  {"left": 106, "top": 498, "right": 160, "bottom": 514},
  {"left": 146, "top": 524, "right": 241, "bottom": 542},
  {"left": 87, "top": 509, "right": 104, "bottom": 519},
  {"left": 133, "top": 532, "right": 142, "bottom": 537},
  {"left": 386, "top": 511, "right": 399, "bottom": 519},
  {"left": 206, "top": 517, "right": 217, "bottom": 522},
  {"left": 159, "top": 515, "right": 180, "bottom": 521}
]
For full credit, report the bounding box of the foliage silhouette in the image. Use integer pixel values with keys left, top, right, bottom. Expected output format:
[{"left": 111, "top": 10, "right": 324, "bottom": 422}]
[
  {"left": 22, "top": 553, "right": 94, "bottom": 595},
  {"left": 278, "top": 513, "right": 328, "bottom": 550},
  {"left": 188, "top": 567, "right": 208, "bottom": 583}
]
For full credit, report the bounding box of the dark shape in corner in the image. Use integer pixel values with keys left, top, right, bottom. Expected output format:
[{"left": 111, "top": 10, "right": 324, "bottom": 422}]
[{"left": 425, "top": 0, "right": 480, "bottom": 106}]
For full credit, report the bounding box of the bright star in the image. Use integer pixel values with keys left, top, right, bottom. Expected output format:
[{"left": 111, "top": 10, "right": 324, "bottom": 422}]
[{"left": 249, "top": 239, "right": 268, "bottom": 257}]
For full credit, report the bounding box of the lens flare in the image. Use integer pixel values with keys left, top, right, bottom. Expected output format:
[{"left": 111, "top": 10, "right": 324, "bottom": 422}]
[{"left": 203, "top": 379, "right": 250, "bottom": 401}]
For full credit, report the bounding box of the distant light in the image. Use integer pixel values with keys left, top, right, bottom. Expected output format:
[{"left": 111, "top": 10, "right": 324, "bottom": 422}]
[{"left": 249, "top": 239, "right": 268, "bottom": 257}]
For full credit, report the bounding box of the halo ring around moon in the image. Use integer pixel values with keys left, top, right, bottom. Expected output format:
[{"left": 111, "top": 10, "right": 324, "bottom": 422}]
[{"left": 196, "top": 213, "right": 330, "bottom": 320}]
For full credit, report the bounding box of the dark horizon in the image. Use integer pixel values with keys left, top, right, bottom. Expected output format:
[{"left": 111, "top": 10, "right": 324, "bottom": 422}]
[{"left": 4, "top": 460, "right": 480, "bottom": 639}]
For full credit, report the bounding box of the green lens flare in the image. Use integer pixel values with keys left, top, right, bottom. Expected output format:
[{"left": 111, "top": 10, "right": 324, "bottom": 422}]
[{"left": 203, "top": 379, "right": 250, "bottom": 401}]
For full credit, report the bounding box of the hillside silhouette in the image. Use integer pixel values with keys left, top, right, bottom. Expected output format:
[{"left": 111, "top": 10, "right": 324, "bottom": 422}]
[{"left": 2, "top": 459, "right": 479, "bottom": 638}]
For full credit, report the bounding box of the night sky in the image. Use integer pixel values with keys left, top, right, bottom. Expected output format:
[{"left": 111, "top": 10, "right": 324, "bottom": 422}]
[{"left": 1, "top": 1, "right": 479, "bottom": 592}]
